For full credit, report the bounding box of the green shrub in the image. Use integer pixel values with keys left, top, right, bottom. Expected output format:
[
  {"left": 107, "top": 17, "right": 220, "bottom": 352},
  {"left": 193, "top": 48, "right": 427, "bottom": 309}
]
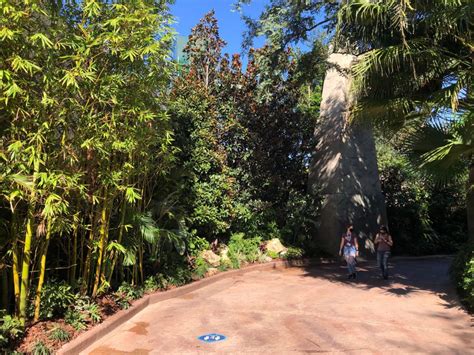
[
  {"left": 282, "top": 246, "right": 305, "bottom": 260},
  {"left": 64, "top": 309, "right": 87, "bottom": 331},
  {"left": 0, "top": 310, "right": 23, "bottom": 349},
  {"left": 164, "top": 265, "right": 192, "bottom": 286},
  {"left": 77, "top": 298, "right": 101, "bottom": 324},
  {"left": 144, "top": 276, "right": 160, "bottom": 292},
  {"left": 228, "top": 233, "right": 262, "bottom": 268},
  {"left": 114, "top": 283, "right": 144, "bottom": 309},
  {"left": 30, "top": 281, "right": 76, "bottom": 320},
  {"left": 186, "top": 231, "right": 210, "bottom": 256},
  {"left": 266, "top": 250, "right": 279, "bottom": 259},
  {"left": 451, "top": 246, "right": 474, "bottom": 312},
  {"left": 31, "top": 341, "right": 51, "bottom": 355},
  {"left": 48, "top": 325, "right": 71, "bottom": 342},
  {"left": 193, "top": 256, "right": 210, "bottom": 279}
]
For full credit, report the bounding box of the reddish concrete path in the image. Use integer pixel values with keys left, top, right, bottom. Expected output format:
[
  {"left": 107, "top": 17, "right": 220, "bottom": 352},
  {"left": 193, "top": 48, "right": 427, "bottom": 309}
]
[{"left": 82, "top": 257, "right": 473, "bottom": 354}]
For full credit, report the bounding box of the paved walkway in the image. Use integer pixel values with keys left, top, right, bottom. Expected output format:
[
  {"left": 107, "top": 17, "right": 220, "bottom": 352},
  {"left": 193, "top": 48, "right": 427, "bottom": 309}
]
[{"left": 82, "top": 257, "right": 473, "bottom": 354}]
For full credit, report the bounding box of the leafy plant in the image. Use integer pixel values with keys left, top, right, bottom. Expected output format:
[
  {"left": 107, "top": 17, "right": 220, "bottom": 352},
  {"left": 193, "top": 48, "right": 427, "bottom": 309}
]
[
  {"left": 31, "top": 341, "right": 51, "bottom": 355},
  {"left": 114, "top": 283, "right": 144, "bottom": 309},
  {"left": 192, "top": 256, "right": 210, "bottom": 279},
  {"left": 144, "top": 276, "right": 160, "bottom": 292},
  {"left": 164, "top": 265, "right": 192, "bottom": 287},
  {"left": 0, "top": 311, "right": 23, "bottom": 349},
  {"left": 48, "top": 325, "right": 71, "bottom": 342},
  {"left": 266, "top": 250, "right": 279, "bottom": 259},
  {"left": 228, "top": 233, "right": 262, "bottom": 268},
  {"left": 451, "top": 247, "right": 474, "bottom": 312},
  {"left": 64, "top": 309, "right": 87, "bottom": 331},
  {"left": 187, "top": 231, "right": 210, "bottom": 257},
  {"left": 282, "top": 247, "right": 305, "bottom": 260},
  {"left": 30, "top": 281, "right": 76, "bottom": 320},
  {"left": 76, "top": 298, "right": 101, "bottom": 324}
]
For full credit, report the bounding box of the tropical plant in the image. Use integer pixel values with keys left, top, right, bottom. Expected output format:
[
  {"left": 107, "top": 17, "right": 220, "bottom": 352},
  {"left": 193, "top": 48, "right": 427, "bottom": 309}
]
[
  {"left": 31, "top": 341, "right": 51, "bottom": 355},
  {"left": 48, "top": 326, "right": 71, "bottom": 342},
  {"left": 0, "top": 310, "right": 23, "bottom": 349},
  {"left": 335, "top": 0, "right": 473, "bottom": 241}
]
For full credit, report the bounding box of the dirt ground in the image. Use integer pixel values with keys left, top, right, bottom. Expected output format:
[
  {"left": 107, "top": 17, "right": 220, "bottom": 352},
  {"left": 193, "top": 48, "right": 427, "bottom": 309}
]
[{"left": 81, "top": 257, "right": 473, "bottom": 354}]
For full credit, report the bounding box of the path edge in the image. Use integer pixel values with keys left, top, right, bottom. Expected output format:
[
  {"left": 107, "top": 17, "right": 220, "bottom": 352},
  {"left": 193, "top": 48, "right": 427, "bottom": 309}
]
[{"left": 57, "top": 258, "right": 327, "bottom": 354}]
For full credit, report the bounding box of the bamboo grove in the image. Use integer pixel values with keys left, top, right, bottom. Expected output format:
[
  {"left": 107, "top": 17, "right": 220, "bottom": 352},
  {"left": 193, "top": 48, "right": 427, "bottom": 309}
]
[
  {"left": 0, "top": 1, "right": 176, "bottom": 325},
  {"left": 0, "top": 1, "right": 322, "bottom": 328}
]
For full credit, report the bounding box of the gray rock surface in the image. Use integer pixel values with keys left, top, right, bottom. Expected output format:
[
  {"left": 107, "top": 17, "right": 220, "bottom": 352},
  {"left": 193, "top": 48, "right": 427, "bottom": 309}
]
[{"left": 309, "top": 52, "right": 387, "bottom": 257}]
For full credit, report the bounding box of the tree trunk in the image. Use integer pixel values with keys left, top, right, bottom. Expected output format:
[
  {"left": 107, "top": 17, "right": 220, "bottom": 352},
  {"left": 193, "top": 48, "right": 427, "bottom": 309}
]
[{"left": 33, "top": 218, "right": 52, "bottom": 322}]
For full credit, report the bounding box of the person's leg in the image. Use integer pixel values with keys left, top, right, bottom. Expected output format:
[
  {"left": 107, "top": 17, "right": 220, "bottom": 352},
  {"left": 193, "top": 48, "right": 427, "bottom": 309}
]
[
  {"left": 383, "top": 251, "right": 390, "bottom": 279},
  {"left": 377, "top": 251, "right": 384, "bottom": 276},
  {"left": 347, "top": 256, "right": 356, "bottom": 276}
]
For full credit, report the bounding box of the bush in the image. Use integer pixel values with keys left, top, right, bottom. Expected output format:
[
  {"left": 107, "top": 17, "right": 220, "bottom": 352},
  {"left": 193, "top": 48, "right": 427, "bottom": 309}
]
[
  {"left": 186, "top": 231, "right": 210, "bottom": 256},
  {"left": 228, "top": 233, "right": 262, "bottom": 268},
  {"left": 114, "top": 283, "right": 144, "bottom": 309},
  {"left": 266, "top": 250, "right": 279, "bottom": 259},
  {"left": 48, "top": 325, "right": 71, "bottom": 342},
  {"left": 30, "top": 281, "right": 76, "bottom": 320},
  {"left": 64, "top": 295, "right": 101, "bottom": 330},
  {"left": 164, "top": 265, "right": 192, "bottom": 286},
  {"left": 192, "top": 256, "right": 210, "bottom": 279},
  {"left": 31, "top": 341, "right": 51, "bottom": 355},
  {"left": 64, "top": 309, "right": 87, "bottom": 331},
  {"left": 0, "top": 310, "right": 23, "bottom": 349},
  {"left": 144, "top": 276, "right": 160, "bottom": 292},
  {"left": 451, "top": 246, "right": 474, "bottom": 312},
  {"left": 282, "top": 246, "right": 305, "bottom": 260}
]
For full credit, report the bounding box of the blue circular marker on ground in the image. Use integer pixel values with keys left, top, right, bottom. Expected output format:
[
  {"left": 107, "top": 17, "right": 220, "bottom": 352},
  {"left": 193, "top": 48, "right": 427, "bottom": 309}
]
[{"left": 198, "top": 333, "right": 227, "bottom": 343}]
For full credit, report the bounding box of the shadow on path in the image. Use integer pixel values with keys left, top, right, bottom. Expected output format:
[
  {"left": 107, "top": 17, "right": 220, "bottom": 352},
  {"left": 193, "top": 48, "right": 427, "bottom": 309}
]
[{"left": 301, "top": 256, "right": 466, "bottom": 311}]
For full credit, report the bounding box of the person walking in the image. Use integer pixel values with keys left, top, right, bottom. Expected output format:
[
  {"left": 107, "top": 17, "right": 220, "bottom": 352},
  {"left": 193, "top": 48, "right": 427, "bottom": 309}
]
[
  {"left": 339, "top": 225, "right": 359, "bottom": 279},
  {"left": 374, "top": 225, "right": 393, "bottom": 280}
]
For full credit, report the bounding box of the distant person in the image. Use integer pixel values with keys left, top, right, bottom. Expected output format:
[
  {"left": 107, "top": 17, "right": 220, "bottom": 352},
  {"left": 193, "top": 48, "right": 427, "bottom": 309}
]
[
  {"left": 374, "top": 225, "right": 393, "bottom": 280},
  {"left": 339, "top": 224, "right": 359, "bottom": 279}
]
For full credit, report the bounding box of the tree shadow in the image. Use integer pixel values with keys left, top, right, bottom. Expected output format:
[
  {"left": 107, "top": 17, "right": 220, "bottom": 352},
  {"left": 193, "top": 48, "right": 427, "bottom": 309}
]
[{"left": 300, "top": 257, "right": 466, "bottom": 310}]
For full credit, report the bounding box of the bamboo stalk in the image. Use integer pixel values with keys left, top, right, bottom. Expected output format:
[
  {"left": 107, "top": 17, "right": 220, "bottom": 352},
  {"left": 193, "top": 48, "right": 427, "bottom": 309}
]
[
  {"left": 1, "top": 268, "right": 8, "bottom": 311},
  {"left": 33, "top": 218, "right": 52, "bottom": 322},
  {"left": 92, "top": 193, "right": 109, "bottom": 297},
  {"left": 19, "top": 207, "right": 34, "bottom": 326},
  {"left": 69, "top": 216, "right": 79, "bottom": 284},
  {"left": 11, "top": 213, "right": 20, "bottom": 316},
  {"left": 107, "top": 198, "right": 126, "bottom": 284}
]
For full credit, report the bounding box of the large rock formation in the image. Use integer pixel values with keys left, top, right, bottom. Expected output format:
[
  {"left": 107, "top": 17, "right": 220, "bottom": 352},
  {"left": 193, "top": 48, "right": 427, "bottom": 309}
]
[{"left": 309, "top": 52, "right": 387, "bottom": 257}]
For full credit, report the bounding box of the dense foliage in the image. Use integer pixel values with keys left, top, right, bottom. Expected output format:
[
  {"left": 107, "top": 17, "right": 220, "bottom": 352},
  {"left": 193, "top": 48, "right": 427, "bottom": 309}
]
[
  {"left": 0, "top": 0, "right": 471, "bottom": 351},
  {"left": 377, "top": 139, "right": 467, "bottom": 255},
  {"left": 0, "top": 3, "right": 321, "bottom": 350},
  {"left": 169, "top": 11, "right": 322, "bottom": 247}
]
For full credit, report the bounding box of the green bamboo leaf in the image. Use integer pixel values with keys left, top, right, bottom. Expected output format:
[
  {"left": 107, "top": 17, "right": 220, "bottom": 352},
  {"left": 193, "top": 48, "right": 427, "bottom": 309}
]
[{"left": 30, "top": 33, "right": 53, "bottom": 48}]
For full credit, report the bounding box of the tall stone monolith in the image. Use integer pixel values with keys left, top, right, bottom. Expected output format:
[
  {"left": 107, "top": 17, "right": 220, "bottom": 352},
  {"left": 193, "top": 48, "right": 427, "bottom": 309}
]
[{"left": 309, "top": 52, "right": 387, "bottom": 257}]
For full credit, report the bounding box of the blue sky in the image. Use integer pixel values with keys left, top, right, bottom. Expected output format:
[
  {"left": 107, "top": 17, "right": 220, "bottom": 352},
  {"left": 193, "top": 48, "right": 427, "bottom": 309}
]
[{"left": 171, "top": 0, "right": 268, "bottom": 56}]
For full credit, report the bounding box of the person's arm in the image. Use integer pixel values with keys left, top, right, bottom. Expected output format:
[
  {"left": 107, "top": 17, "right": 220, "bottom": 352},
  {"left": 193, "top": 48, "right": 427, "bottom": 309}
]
[
  {"left": 387, "top": 235, "right": 393, "bottom": 246},
  {"left": 339, "top": 237, "right": 344, "bottom": 256},
  {"left": 355, "top": 236, "right": 359, "bottom": 256},
  {"left": 374, "top": 233, "right": 380, "bottom": 245}
]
